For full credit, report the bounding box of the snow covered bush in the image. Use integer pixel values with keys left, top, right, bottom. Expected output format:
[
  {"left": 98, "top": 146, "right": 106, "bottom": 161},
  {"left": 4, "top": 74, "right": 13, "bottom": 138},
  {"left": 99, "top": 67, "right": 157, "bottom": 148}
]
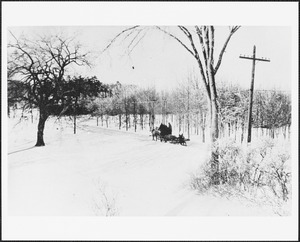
[
  {"left": 246, "top": 138, "right": 291, "bottom": 201},
  {"left": 214, "top": 138, "right": 245, "bottom": 186},
  {"left": 191, "top": 137, "right": 291, "bottom": 203},
  {"left": 92, "top": 179, "right": 119, "bottom": 216},
  {"left": 190, "top": 162, "right": 212, "bottom": 192}
]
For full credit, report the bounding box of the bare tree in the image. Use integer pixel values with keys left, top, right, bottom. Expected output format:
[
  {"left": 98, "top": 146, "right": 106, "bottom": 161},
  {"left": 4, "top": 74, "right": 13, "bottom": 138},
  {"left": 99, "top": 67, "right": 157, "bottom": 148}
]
[
  {"left": 8, "top": 33, "right": 91, "bottom": 146},
  {"left": 103, "top": 26, "right": 240, "bottom": 184}
]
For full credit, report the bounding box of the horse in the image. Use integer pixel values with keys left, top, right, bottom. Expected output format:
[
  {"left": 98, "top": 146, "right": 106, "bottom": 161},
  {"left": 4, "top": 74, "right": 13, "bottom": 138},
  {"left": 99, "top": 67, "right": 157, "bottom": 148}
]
[
  {"left": 178, "top": 134, "right": 187, "bottom": 146},
  {"left": 151, "top": 127, "right": 160, "bottom": 141}
]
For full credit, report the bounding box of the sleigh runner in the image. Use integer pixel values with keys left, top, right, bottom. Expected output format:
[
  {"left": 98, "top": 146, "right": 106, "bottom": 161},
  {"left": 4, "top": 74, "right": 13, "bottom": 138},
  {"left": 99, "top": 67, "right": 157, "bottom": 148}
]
[{"left": 160, "top": 134, "right": 189, "bottom": 146}]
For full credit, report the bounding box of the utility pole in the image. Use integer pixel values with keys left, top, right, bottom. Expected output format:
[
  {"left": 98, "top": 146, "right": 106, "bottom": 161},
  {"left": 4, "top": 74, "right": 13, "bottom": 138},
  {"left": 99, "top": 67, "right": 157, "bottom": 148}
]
[{"left": 240, "top": 45, "right": 270, "bottom": 143}]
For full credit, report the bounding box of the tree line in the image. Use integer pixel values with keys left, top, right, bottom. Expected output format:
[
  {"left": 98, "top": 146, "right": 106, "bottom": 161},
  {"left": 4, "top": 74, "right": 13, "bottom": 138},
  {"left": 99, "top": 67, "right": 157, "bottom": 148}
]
[
  {"left": 86, "top": 80, "right": 291, "bottom": 141},
  {"left": 8, "top": 57, "right": 291, "bottom": 146}
]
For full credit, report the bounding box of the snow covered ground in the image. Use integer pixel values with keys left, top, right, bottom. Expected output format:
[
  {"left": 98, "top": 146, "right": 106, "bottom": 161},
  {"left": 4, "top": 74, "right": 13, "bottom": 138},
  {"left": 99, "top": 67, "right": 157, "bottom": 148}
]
[{"left": 6, "top": 113, "right": 285, "bottom": 216}]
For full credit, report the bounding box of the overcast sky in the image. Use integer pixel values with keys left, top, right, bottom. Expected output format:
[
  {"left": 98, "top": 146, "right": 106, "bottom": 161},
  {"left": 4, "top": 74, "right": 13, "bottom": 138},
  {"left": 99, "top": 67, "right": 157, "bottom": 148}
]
[
  {"left": 7, "top": 25, "right": 292, "bottom": 92},
  {"left": 4, "top": 2, "right": 297, "bottom": 93}
]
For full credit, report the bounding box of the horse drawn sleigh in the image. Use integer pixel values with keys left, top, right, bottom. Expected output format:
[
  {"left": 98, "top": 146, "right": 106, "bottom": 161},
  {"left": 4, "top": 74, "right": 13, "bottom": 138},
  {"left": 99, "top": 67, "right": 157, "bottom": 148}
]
[{"left": 151, "top": 123, "right": 190, "bottom": 146}]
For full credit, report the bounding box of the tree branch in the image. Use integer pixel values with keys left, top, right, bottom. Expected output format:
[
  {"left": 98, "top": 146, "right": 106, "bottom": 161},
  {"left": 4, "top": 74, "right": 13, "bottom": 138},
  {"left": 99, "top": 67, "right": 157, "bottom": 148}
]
[
  {"left": 128, "top": 29, "right": 149, "bottom": 55},
  {"left": 156, "top": 26, "right": 195, "bottom": 58},
  {"left": 176, "top": 26, "right": 210, "bottom": 97},
  {"left": 195, "top": 26, "right": 208, "bottom": 68},
  {"left": 102, "top": 25, "right": 140, "bottom": 53},
  {"left": 214, "top": 26, "right": 240, "bottom": 75},
  {"left": 208, "top": 26, "right": 215, "bottom": 65}
]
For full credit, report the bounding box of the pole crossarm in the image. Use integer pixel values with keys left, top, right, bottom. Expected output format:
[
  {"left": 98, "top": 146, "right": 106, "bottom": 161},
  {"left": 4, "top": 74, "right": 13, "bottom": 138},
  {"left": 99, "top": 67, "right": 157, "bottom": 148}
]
[{"left": 239, "top": 55, "right": 270, "bottom": 62}]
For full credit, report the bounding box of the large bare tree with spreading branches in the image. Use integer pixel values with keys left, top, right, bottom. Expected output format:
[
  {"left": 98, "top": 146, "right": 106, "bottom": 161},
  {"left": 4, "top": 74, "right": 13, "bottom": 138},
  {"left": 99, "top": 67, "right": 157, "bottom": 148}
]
[
  {"left": 104, "top": 26, "right": 240, "bottom": 183},
  {"left": 8, "top": 33, "right": 91, "bottom": 146}
]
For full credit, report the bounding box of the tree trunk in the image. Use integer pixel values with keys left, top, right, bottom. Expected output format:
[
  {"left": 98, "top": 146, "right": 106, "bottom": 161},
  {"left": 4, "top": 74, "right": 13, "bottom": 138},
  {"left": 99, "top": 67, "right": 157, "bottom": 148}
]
[
  {"left": 74, "top": 114, "right": 76, "bottom": 134},
  {"left": 128, "top": 114, "right": 131, "bottom": 129},
  {"left": 241, "top": 122, "right": 245, "bottom": 144},
  {"left": 73, "top": 97, "right": 78, "bottom": 134},
  {"left": 196, "top": 112, "right": 199, "bottom": 135},
  {"left": 13, "top": 104, "right": 17, "bottom": 118},
  {"left": 125, "top": 113, "right": 128, "bottom": 131},
  {"left": 35, "top": 109, "right": 48, "bottom": 146},
  {"left": 234, "top": 120, "right": 237, "bottom": 142},
  {"left": 283, "top": 125, "right": 286, "bottom": 139},
  {"left": 151, "top": 114, "right": 155, "bottom": 131},
  {"left": 210, "top": 102, "right": 219, "bottom": 185},
  {"left": 202, "top": 127, "right": 205, "bottom": 143},
  {"left": 8, "top": 105, "right": 10, "bottom": 118},
  {"left": 187, "top": 114, "right": 190, "bottom": 140},
  {"left": 133, "top": 102, "right": 137, "bottom": 132},
  {"left": 207, "top": 63, "right": 220, "bottom": 185},
  {"left": 140, "top": 114, "right": 143, "bottom": 130},
  {"left": 134, "top": 113, "right": 137, "bottom": 132},
  {"left": 210, "top": 98, "right": 219, "bottom": 142},
  {"left": 206, "top": 92, "right": 220, "bottom": 183},
  {"left": 270, "top": 128, "right": 275, "bottom": 139},
  {"left": 31, "top": 109, "right": 34, "bottom": 123}
]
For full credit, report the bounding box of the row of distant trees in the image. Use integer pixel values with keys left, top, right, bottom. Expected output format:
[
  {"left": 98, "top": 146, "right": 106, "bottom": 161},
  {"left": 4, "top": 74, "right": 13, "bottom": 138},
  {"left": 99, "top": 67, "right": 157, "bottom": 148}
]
[
  {"left": 8, "top": 72, "right": 291, "bottom": 144},
  {"left": 87, "top": 79, "right": 291, "bottom": 140},
  {"left": 10, "top": 67, "right": 288, "bottom": 141},
  {"left": 218, "top": 85, "right": 291, "bottom": 141}
]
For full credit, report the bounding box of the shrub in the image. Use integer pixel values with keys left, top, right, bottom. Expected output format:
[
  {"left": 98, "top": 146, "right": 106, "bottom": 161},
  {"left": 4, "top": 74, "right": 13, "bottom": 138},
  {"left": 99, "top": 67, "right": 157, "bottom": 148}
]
[
  {"left": 92, "top": 179, "right": 119, "bottom": 216},
  {"left": 190, "top": 138, "right": 291, "bottom": 203},
  {"left": 190, "top": 163, "right": 212, "bottom": 192}
]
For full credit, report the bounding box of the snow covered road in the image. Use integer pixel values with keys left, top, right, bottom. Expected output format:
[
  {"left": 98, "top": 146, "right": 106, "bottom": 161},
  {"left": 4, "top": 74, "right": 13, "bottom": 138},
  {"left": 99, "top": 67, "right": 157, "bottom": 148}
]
[{"left": 7, "top": 120, "right": 276, "bottom": 216}]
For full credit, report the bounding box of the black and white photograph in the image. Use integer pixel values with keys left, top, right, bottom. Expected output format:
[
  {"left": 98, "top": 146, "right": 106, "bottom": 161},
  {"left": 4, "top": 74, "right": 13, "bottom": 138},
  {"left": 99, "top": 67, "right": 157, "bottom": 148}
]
[{"left": 2, "top": 1, "right": 298, "bottom": 241}]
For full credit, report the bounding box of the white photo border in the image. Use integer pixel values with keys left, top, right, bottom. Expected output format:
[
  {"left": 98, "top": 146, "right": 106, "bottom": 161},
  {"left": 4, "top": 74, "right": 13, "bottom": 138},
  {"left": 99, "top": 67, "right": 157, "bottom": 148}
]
[{"left": 2, "top": 1, "right": 298, "bottom": 241}]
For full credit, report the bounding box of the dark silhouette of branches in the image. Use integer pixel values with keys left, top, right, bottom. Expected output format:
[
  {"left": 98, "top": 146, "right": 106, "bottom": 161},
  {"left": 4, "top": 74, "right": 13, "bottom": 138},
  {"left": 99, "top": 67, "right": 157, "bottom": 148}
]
[{"left": 8, "top": 32, "right": 92, "bottom": 146}]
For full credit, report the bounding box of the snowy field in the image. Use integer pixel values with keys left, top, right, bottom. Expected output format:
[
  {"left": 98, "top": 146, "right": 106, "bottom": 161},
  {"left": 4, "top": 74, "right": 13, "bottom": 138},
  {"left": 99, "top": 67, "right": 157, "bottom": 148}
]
[{"left": 6, "top": 112, "right": 286, "bottom": 216}]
